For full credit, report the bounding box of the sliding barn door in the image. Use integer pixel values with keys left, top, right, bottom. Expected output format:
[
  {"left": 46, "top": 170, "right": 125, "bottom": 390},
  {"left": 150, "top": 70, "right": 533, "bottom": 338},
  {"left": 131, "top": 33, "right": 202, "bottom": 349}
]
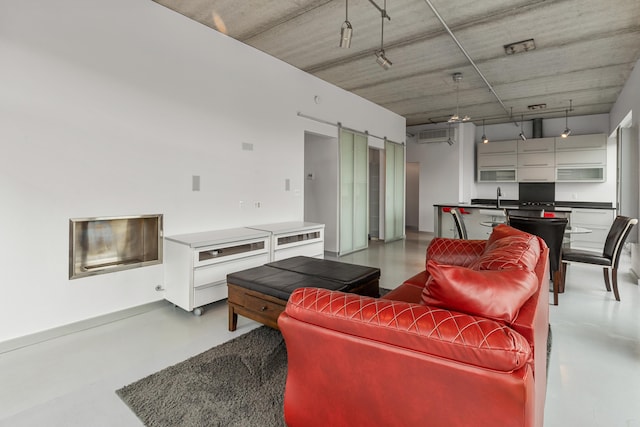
[
  {"left": 385, "top": 140, "right": 405, "bottom": 242},
  {"left": 339, "top": 129, "right": 368, "bottom": 255}
]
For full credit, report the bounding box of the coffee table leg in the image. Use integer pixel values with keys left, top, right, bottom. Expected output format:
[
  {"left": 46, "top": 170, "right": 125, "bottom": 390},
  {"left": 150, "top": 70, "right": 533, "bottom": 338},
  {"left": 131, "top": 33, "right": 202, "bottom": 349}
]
[{"left": 229, "top": 306, "right": 238, "bottom": 331}]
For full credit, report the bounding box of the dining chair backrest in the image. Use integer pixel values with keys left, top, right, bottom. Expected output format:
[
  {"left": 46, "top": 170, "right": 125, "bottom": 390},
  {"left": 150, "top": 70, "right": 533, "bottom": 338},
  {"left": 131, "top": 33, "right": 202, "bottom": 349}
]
[
  {"left": 505, "top": 208, "right": 545, "bottom": 220},
  {"left": 603, "top": 216, "right": 638, "bottom": 268},
  {"left": 450, "top": 208, "right": 468, "bottom": 239},
  {"left": 507, "top": 216, "right": 568, "bottom": 273}
]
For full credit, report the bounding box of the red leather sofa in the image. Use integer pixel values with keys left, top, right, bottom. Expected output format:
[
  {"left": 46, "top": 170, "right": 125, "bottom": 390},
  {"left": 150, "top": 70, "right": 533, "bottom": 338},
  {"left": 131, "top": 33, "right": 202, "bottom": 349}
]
[{"left": 278, "top": 225, "right": 549, "bottom": 427}]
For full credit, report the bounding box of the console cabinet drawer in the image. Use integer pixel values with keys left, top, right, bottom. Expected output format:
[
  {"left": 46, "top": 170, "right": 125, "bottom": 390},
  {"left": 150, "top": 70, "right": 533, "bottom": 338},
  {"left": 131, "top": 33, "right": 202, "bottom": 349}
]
[
  {"left": 164, "top": 228, "right": 271, "bottom": 314},
  {"left": 193, "top": 253, "right": 270, "bottom": 287}
]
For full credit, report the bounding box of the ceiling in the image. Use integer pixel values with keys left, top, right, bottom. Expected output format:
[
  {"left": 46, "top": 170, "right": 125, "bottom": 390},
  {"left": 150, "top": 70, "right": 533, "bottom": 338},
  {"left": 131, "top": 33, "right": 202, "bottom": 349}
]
[{"left": 152, "top": 0, "right": 640, "bottom": 126}]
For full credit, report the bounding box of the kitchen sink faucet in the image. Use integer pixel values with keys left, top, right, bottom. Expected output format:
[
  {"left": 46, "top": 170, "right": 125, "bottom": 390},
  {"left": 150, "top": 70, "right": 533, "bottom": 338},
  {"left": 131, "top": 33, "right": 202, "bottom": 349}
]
[{"left": 496, "top": 187, "right": 502, "bottom": 208}]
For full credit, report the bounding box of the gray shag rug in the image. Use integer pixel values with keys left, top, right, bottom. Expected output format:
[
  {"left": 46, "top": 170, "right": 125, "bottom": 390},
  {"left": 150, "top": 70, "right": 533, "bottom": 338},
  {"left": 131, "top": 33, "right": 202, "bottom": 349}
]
[
  {"left": 116, "top": 302, "right": 552, "bottom": 427},
  {"left": 116, "top": 327, "right": 287, "bottom": 427}
]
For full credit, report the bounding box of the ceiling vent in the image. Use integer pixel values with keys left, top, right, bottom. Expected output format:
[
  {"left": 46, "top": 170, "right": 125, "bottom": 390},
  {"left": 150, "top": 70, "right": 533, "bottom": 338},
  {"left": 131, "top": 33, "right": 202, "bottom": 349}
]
[{"left": 416, "top": 128, "right": 453, "bottom": 144}]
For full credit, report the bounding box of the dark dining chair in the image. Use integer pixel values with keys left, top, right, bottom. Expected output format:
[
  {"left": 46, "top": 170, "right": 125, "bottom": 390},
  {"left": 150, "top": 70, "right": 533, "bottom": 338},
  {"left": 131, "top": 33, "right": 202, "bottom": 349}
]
[
  {"left": 561, "top": 216, "right": 638, "bottom": 301},
  {"left": 505, "top": 208, "right": 545, "bottom": 222},
  {"left": 450, "top": 208, "right": 468, "bottom": 239},
  {"left": 508, "top": 216, "right": 568, "bottom": 305}
]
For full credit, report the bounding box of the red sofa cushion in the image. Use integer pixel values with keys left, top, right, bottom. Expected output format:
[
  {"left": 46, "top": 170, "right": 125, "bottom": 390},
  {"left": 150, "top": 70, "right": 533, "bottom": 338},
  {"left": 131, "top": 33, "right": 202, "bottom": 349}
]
[
  {"left": 285, "top": 287, "right": 533, "bottom": 372},
  {"left": 422, "top": 260, "right": 539, "bottom": 324},
  {"left": 426, "top": 238, "right": 486, "bottom": 268}
]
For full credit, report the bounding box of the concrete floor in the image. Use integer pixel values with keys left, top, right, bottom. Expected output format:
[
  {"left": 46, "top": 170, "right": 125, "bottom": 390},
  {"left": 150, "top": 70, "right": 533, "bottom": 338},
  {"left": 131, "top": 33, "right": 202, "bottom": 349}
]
[{"left": 0, "top": 230, "right": 638, "bottom": 426}]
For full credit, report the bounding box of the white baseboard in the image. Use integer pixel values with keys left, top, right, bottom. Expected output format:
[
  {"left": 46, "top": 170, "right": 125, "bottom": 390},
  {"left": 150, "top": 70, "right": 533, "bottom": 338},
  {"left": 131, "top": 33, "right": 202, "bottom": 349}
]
[{"left": 0, "top": 301, "right": 167, "bottom": 355}]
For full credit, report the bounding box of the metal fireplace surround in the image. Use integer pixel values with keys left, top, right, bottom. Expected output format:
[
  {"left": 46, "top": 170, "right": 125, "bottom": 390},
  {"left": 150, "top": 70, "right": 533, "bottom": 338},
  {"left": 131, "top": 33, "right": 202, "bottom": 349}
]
[{"left": 69, "top": 214, "right": 163, "bottom": 279}]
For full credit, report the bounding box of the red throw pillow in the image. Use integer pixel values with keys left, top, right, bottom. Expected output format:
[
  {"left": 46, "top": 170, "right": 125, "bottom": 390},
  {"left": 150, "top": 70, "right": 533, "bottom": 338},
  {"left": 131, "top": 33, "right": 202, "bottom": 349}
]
[
  {"left": 422, "top": 260, "right": 539, "bottom": 324},
  {"left": 471, "top": 235, "right": 540, "bottom": 271},
  {"left": 486, "top": 224, "right": 530, "bottom": 248}
]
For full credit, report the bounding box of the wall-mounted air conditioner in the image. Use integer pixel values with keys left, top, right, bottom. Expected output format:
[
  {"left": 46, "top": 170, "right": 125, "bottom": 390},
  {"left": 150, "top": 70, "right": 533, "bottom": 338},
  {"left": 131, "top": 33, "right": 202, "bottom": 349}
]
[{"left": 416, "top": 128, "right": 454, "bottom": 144}]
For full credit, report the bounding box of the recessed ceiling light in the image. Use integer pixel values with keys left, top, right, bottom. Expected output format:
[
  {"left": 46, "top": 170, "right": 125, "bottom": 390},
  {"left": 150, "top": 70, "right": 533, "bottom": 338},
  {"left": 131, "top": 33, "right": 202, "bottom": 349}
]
[
  {"left": 527, "top": 103, "right": 547, "bottom": 110},
  {"left": 504, "top": 39, "right": 536, "bottom": 55}
]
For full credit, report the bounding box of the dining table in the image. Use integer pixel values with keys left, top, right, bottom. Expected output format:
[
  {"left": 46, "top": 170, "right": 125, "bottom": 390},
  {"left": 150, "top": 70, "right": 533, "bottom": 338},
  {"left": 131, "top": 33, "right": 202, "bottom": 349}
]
[{"left": 480, "top": 220, "right": 592, "bottom": 235}]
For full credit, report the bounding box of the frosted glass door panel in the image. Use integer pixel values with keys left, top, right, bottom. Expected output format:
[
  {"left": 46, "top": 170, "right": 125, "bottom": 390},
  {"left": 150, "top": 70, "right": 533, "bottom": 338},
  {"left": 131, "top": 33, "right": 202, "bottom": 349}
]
[
  {"left": 340, "top": 132, "right": 354, "bottom": 253},
  {"left": 339, "top": 130, "right": 368, "bottom": 255},
  {"left": 354, "top": 134, "right": 368, "bottom": 250},
  {"left": 385, "top": 141, "right": 405, "bottom": 242}
]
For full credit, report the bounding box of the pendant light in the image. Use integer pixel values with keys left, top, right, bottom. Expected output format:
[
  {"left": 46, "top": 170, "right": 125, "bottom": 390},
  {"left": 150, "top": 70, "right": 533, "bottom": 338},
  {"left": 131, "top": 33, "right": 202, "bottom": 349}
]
[
  {"left": 448, "top": 73, "right": 470, "bottom": 122},
  {"left": 481, "top": 119, "right": 489, "bottom": 144},
  {"left": 375, "top": 0, "right": 392, "bottom": 69},
  {"left": 561, "top": 99, "right": 572, "bottom": 138},
  {"left": 339, "top": 0, "right": 353, "bottom": 48}
]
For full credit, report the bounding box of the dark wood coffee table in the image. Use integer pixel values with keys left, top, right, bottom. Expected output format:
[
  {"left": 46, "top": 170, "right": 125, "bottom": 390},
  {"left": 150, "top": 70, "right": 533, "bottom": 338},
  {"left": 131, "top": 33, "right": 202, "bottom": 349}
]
[{"left": 227, "top": 256, "right": 380, "bottom": 331}]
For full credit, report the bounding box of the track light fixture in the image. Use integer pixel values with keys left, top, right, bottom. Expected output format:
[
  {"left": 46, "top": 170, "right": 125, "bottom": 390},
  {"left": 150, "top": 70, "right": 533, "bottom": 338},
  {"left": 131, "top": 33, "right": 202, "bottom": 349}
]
[
  {"left": 375, "top": 0, "right": 392, "bottom": 69},
  {"left": 339, "top": 0, "right": 353, "bottom": 48},
  {"left": 448, "top": 73, "right": 470, "bottom": 123},
  {"left": 375, "top": 50, "right": 392, "bottom": 69},
  {"left": 561, "top": 99, "right": 573, "bottom": 138},
  {"left": 519, "top": 115, "right": 527, "bottom": 141},
  {"left": 481, "top": 119, "right": 489, "bottom": 144}
]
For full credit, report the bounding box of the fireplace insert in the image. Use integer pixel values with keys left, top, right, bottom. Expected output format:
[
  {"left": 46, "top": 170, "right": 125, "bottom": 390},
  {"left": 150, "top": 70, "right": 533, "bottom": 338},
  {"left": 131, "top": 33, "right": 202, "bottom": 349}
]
[{"left": 69, "top": 214, "right": 163, "bottom": 279}]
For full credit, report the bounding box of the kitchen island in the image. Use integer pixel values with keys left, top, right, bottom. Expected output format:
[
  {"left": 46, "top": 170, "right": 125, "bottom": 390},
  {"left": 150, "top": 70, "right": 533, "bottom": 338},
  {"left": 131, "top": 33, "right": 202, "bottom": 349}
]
[{"left": 435, "top": 201, "right": 615, "bottom": 250}]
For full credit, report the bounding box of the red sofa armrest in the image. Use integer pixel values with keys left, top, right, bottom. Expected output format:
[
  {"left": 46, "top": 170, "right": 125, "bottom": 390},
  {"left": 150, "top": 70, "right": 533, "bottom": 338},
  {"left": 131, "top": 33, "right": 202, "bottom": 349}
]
[{"left": 427, "top": 237, "right": 486, "bottom": 268}]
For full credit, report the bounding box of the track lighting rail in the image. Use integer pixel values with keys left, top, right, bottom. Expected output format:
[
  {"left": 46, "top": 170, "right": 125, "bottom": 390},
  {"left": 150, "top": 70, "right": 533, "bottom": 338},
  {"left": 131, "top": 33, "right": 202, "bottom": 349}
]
[
  {"left": 367, "top": 0, "right": 391, "bottom": 20},
  {"left": 422, "top": 0, "right": 519, "bottom": 127}
]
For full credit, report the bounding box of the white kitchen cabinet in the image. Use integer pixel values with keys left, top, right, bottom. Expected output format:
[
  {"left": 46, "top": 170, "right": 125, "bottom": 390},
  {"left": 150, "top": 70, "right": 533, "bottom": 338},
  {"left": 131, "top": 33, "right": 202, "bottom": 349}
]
[
  {"left": 518, "top": 152, "right": 555, "bottom": 168},
  {"left": 247, "top": 221, "right": 324, "bottom": 261},
  {"left": 164, "top": 228, "right": 271, "bottom": 315},
  {"left": 518, "top": 167, "right": 555, "bottom": 182},
  {"left": 477, "top": 134, "right": 607, "bottom": 183},
  {"left": 477, "top": 141, "right": 517, "bottom": 182},
  {"left": 439, "top": 211, "right": 456, "bottom": 238},
  {"left": 570, "top": 208, "right": 615, "bottom": 251},
  {"left": 478, "top": 140, "right": 517, "bottom": 155},
  {"left": 465, "top": 209, "right": 504, "bottom": 239},
  {"left": 518, "top": 137, "right": 555, "bottom": 153},
  {"left": 556, "top": 149, "right": 606, "bottom": 167},
  {"left": 555, "top": 134, "right": 606, "bottom": 151},
  {"left": 517, "top": 137, "right": 556, "bottom": 183},
  {"left": 517, "top": 150, "right": 555, "bottom": 182},
  {"left": 478, "top": 154, "right": 518, "bottom": 168},
  {"left": 555, "top": 134, "right": 606, "bottom": 182}
]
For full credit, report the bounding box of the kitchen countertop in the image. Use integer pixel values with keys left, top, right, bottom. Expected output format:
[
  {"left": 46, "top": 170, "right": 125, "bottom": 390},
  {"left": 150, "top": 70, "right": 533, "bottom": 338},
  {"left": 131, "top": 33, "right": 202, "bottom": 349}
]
[{"left": 434, "top": 200, "right": 615, "bottom": 212}]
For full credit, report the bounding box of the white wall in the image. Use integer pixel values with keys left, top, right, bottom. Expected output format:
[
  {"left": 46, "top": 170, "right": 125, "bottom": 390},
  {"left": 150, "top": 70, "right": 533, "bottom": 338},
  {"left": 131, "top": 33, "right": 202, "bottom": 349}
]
[
  {"left": 304, "top": 133, "right": 339, "bottom": 252},
  {"left": 610, "top": 58, "right": 640, "bottom": 243},
  {"left": 406, "top": 122, "right": 475, "bottom": 232},
  {"left": 0, "top": 0, "right": 405, "bottom": 342}
]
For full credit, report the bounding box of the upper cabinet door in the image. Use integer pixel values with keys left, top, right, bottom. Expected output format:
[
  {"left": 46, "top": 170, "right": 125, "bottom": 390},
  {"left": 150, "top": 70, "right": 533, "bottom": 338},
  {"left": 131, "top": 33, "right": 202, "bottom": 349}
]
[
  {"left": 518, "top": 137, "right": 555, "bottom": 153},
  {"left": 555, "top": 134, "right": 606, "bottom": 151},
  {"left": 477, "top": 140, "right": 517, "bottom": 156}
]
